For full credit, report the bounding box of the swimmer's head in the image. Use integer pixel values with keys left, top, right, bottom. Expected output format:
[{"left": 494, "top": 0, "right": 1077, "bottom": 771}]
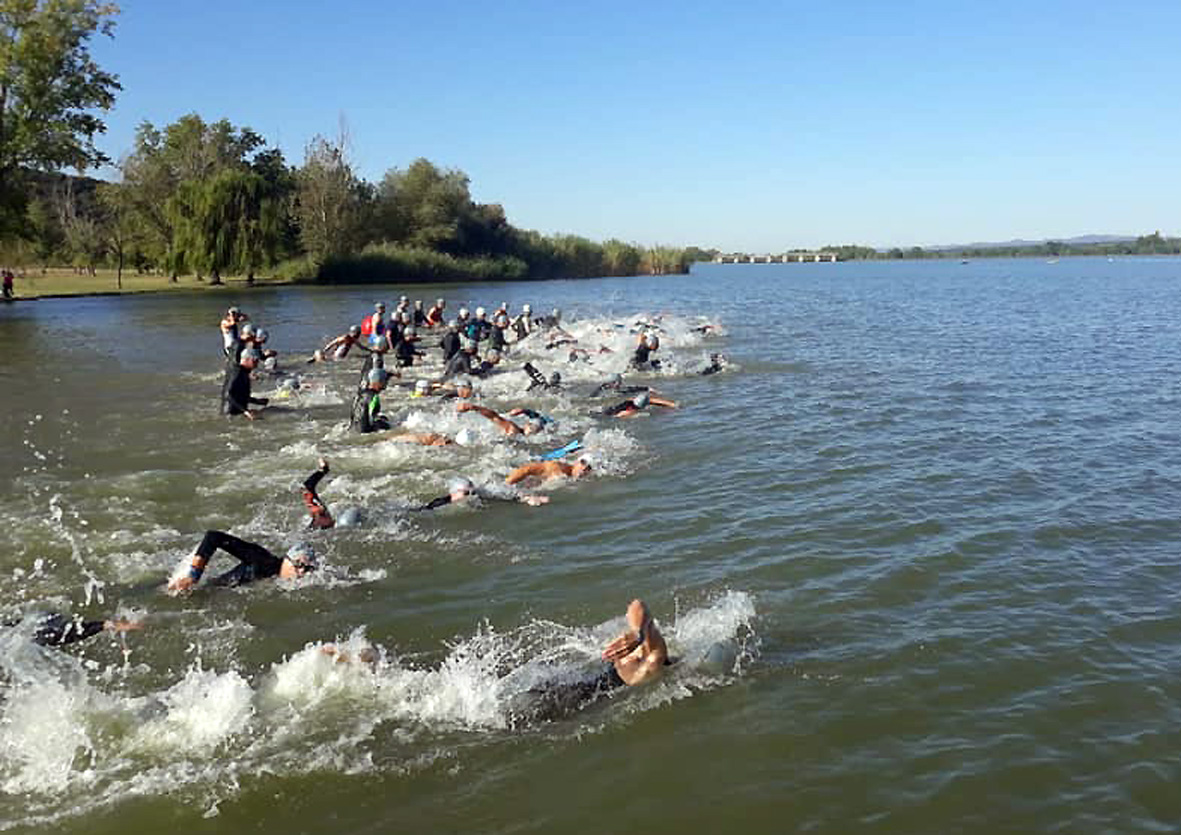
[
  {"left": 399, "top": 295, "right": 408, "bottom": 305},
  {"left": 263, "top": 355, "right": 278, "bottom": 372},
  {"left": 456, "top": 379, "right": 474, "bottom": 398},
  {"left": 254, "top": 328, "right": 269, "bottom": 343},
  {"left": 348, "top": 324, "right": 361, "bottom": 337},
  {"left": 437, "top": 298, "right": 446, "bottom": 308},
  {"left": 414, "top": 299, "right": 423, "bottom": 309},
  {"left": 524, "top": 418, "right": 545, "bottom": 435},
  {"left": 313, "top": 349, "right": 325, "bottom": 361},
  {"left": 523, "top": 303, "right": 532, "bottom": 314},
  {"left": 450, "top": 477, "right": 475, "bottom": 499},
  {"left": 374, "top": 302, "right": 385, "bottom": 312},
  {"left": 573, "top": 455, "right": 593, "bottom": 477},
  {"left": 632, "top": 391, "right": 650, "bottom": 409},
  {"left": 285, "top": 543, "right": 318, "bottom": 573},
  {"left": 648, "top": 335, "right": 660, "bottom": 350},
  {"left": 485, "top": 349, "right": 500, "bottom": 363},
  {"left": 447, "top": 320, "right": 459, "bottom": 332},
  {"left": 458, "top": 307, "right": 469, "bottom": 320},
  {"left": 336, "top": 507, "right": 364, "bottom": 528},
  {"left": 549, "top": 371, "right": 562, "bottom": 387},
  {"left": 552, "top": 308, "right": 561, "bottom": 320},
  {"left": 414, "top": 379, "right": 430, "bottom": 396},
  {"left": 240, "top": 322, "right": 255, "bottom": 338},
  {"left": 227, "top": 306, "right": 240, "bottom": 317},
  {"left": 608, "top": 373, "right": 623, "bottom": 388},
  {"left": 455, "top": 427, "right": 475, "bottom": 447},
  {"left": 475, "top": 306, "right": 486, "bottom": 319},
  {"left": 240, "top": 348, "right": 262, "bottom": 367},
  {"left": 403, "top": 327, "right": 417, "bottom": 339}
]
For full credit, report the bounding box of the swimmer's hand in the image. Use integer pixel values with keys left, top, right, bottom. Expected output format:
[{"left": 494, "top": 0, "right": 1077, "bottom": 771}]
[
  {"left": 602, "top": 631, "right": 642, "bottom": 662},
  {"left": 520, "top": 495, "right": 550, "bottom": 507},
  {"left": 167, "top": 575, "right": 195, "bottom": 594},
  {"left": 456, "top": 401, "right": 475, "bottom": 413}
]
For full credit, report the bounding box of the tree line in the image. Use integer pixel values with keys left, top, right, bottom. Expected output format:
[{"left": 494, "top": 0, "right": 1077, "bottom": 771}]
[
  {"left": 0, "top": 2, "right": 694, "bottom": 287},
  {"left": 815, "top": 234, "right": 1181, "bottom": 262}
]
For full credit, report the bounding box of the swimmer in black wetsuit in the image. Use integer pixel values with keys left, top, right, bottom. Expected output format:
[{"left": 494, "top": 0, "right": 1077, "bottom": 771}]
[
  {"left": 351, "top": 368, "right": 392, "bottom": 434},
  {"left": 167, "top": 532, "right": 318, "bottom": 593},
  {"left": 301, "top": 458, "right": 335, "bottom": 529},
  {"left": 415, "top": 478, "right": 549, "bottom": 510},
  {"left": 516, "top": 599, "right": 671, "bottom": 723},
  {"left": 3, "top": 612, "right": 142, "bottom": 647},
  {"left": 600, "top": 390, "right": 679, "bottom": 418},
  {"left": 630, "top": 332, "right": 661, "bottom": 370},
  {"left": 222, "top": 347, "right": 269, "bottom": 420},
  {"left": 700, "top": 353, "right": 727, "bottom": 375}
]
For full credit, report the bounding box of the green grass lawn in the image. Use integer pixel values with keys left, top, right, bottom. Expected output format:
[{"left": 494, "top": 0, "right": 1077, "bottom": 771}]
[{"left": 5, "top": 269, "right": 297, "bottom": 299}]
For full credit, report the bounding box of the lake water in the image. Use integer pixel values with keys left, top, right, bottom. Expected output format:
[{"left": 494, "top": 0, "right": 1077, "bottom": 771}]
[{"left": 2, "top": 257, "right": 1180, "bottom": 834}]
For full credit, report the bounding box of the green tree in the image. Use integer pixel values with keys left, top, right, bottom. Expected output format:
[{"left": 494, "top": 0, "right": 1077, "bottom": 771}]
[
  {"left": 376, "top": 158, "right": 474, "bottom": 253},
  {"left": 296, "top": 134, "right": 363, "bottom": 264},
  {"left": 0, "top": 0, "right": 121, "bottom": 237}
]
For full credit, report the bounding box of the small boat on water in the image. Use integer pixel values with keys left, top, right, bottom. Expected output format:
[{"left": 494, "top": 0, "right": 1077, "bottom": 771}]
[{"left": 1046, "top": 258, "right": 1059, "bottom": 264}]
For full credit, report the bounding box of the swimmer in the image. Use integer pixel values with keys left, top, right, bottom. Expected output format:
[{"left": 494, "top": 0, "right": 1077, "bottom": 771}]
[
  {"left": 700, "top": 353, "right": 727, "bottom": 376},
  {"left": 630, "top": 331, "right": 662, "bottom": 370},
  {"left": 301, "top": 458, "right": 335, "bottom": 529},
  {"left": 413, "top": 299, "right": 427, "bottom": 327},
  {"left": 519, "top": 599, "right": 670, "bottom": 722},
  {"left": 167, "top": 533, "right": 318, "bottom": 592},
  {"left": 524, "top": 361, "right": 561, "bottom": 392},
  {"left": 511, "top": 303, "right": 532, "bottom": 340},
  {"left": 220, "top": 306, "right": 247, "bottom": 357},
  {"left": 440, "top": 320, "right": 462, "bottom": 362},
  {"left": 314, "top": 325, "right": 370, "bottom": 362},
  {"left": 415, "top": 477, "right": 549, "bottom": 510},
  {"left": 601, "top": 390, "right": 677, "bottom": 418},
  {"left": 505, "top": 455, "right": 592, "bottom": 485},
  {"left": 350, "top": 368, "right": 392, "bottom": 434},
  {"left": 426, "top": 298, "right": 447, "bottom": 327},
  {"left": 457, "top": 402, "right": 548, "bottom": 436},
  {"left": 222, "top": 347, "right": 269, "bottom": 420},
  {"left": 3, "top": 611, "right": 142, "bottom": 648}
]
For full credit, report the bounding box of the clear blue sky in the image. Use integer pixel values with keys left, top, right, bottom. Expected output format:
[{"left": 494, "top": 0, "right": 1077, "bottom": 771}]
[{"left": 90, "top": 0, "right": 1181, "bottom": 251}]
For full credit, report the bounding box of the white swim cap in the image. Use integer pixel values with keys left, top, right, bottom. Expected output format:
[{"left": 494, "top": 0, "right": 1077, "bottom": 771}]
[
  {"left": 450, "top": 477, "right": 474, "bottom": 496},
  {"left": 414, "top": 379, "right": 430, "bottom": 394},
  {"left": 455, "top": 428, "right": 475, "bottom": 446},
  {"left": 633, "top": 391, "right": 650, "bottom": 409},
  {"left": 475, "top": 306, "right": 486, "bottom": 318}
]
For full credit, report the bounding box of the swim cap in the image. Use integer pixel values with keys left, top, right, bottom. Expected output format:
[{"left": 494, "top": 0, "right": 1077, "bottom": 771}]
[
  {"left": 577, "top": 454, "right": 594, "bottom": 468},
  {"left": 633, "top": 391, "right": 650, "bottom": 409},
  {"left": 240, "top": 323, "right": 255, "bottom": 337},
  {"left": 450, "top": 477, "right": 474, "bottom": 496},
  {"left": 437, "top": 298, "right": 445, "bottom": 307},
  {"left": 552, "top": 308, "right": 561, "bottom": 319},
  {"left": 400, "top": 295, "right": 408, "bottom": 303},
  {"left": 286, "top": 543, "right": 318, "bottom": 569},
  {"left": 368, "top": 368, "right": 389, "bottom": 385},
  {"left": 527, "top": 419, "right": 545, "bottom": 434},
  {"left": 240, "top": 348, "right": 262, "bottom": 365},
  {"left": 485, "top": 349, "right": 500, "bottom": 361},
  {"left": 348, "top": 324, "right": 361, "bottom": 337},
  {"left": 456, "top": 378, "right": 473, "bottom": 392},
  {"left": 227, "top": 306, "right": 240, "bottom": 316},
  {"left": 609, "top": 373, "right": 623, "bottom": 386},
  {"left": 448, "top": 320, "right": 459, "bottom": 331},
  {"left": 455, "top": 428, "right": 475, "bottom": 446},
  {"left": 475, "top": 306, "right": 486, "bottom": 318},
  {"left": 414, "top": 299, "right": 423, "bottom": 308},
  {"left": 458, "top": 307, "right": 469, "bottom": 319},
  {"left": 336, "top": 507, "right": 364, "bottom": 528},
  {"left": 263, "top": 356, "right": 277, "bottom": 371},
  {"left": 255, "top": 328, "right": 269, "bottom": 343},
  {"left": 549, "top": 371, "right": 562, "bottom": 386},
  {"left": 414, "top": 379, "right": 430, "bottom": 394},
  {"left": 649, "top": 335, "right": 660, "bottom": 349},
  {"left": 523, "top": 304, "right": 532, "bottom": 313},
  {"left": 375, "top": 302, "right": 385, "bottom": 311},
  {"left": 404, "top": 327, "right": 417, "bottom": 339}
]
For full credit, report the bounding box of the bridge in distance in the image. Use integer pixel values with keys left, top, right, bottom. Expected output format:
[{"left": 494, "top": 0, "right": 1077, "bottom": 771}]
[{"left": 713, "top": 252, "right": 840, "bottom": 263}]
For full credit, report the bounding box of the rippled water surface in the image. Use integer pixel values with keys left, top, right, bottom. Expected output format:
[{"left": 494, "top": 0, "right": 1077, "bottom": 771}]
[{"left": 2, "top": 258, "right": 1181, "bottom": 834}]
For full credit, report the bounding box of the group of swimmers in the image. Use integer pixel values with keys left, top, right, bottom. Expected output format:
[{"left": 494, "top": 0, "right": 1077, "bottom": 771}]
[{"left": 11, "top": 294, "right": 726, "bottom": 715}]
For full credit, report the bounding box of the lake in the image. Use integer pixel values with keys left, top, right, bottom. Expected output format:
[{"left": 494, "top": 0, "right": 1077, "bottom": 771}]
[{"left": 1, "top": 256, "right": 1180, "bottom": 834}]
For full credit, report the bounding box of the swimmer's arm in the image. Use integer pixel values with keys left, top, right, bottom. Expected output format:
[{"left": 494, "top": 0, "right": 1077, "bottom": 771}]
[{"left": 650, "top": 397, "right": 678, "bottom": 409}]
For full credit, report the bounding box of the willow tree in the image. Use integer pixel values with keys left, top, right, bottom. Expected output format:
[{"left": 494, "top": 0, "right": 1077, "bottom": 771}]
[
  {"left": 168, "top": 167, "right": 283, "bottom": 284},
  {"left": 0, "top": 0, "right": 120, "bottom": 238}
]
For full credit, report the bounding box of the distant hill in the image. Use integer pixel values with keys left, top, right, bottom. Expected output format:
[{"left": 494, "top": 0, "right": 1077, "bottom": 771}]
[{"left": 927, "top": 234, "right": 1136, "bottom": 252}]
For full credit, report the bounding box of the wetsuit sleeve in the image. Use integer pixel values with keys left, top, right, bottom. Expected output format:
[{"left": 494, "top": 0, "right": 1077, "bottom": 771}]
[
  {"left": 190, "top": 530, "right": 282, "bottom": 583},
  {"left": 32, "top": 614, "right": 106, "bottom": 647},
  {"left": 416, "top": 495, "right": 453, "bottom": 511}
]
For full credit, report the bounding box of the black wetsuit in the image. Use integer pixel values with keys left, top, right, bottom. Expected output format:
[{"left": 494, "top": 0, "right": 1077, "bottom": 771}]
[
  {"left": 443, "top": 350, "right": 474, "bottom": 380},
  {"left": 631, "top": 342, "right": 655, "bottom": 369},
  {"left": 524, "top": 362, "right": 558, "bottom": 392},
  {"left": 350, "top": 389, "right": 390, "bottom": 433},
  {"left": 602, "top": 399, "right": 640, "bottom": 416},
  {"left": 394, "top": 338, "right": 422, "bottom": 368},
  {"left": 414, "top": 309, "right": 428, "bottom": 327},
  {"left": 490, "top": 324, "right": 508, "bottom": 352},
  {"left": 191, "top": 530, "right": 283, "bottom": 586},
  {"left": 440, "top": 331, "right": 461, "bottom": 362},
  {"left": 512, "top": 315, "right": 529, "bottom": 340},
  {"left": 222, "top": 363, "right": 268, "bottom": 415},
  {"left": 3, "top": 613, "right": 107, "bottom": 647}
]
